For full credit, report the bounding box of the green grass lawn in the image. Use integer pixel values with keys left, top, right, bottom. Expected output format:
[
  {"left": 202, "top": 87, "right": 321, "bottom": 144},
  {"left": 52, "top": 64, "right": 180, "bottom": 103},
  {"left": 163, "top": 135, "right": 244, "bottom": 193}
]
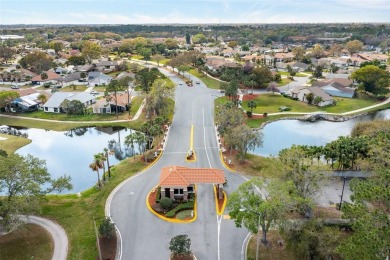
[
  {"left": 278, "top": 71, "right": 307, "bottom": 77},
  {"left": 241, "top": 93, "right": 379, "bottom": 114},
  {"left": 241, "top": 93, "right": 318, "bottom": 114},
  {"left": 0, "top": 224, "right": 54, "bottom": 260},
  {"left": 321, "top": 94, "right": 379, "bottom": 113},
  {"left": 42, "top": 157, "right": 146, "bottom": 260},
  {"left": 188, "top": 69, "right": 222, "bottom": 89},
  {"left": 60, "top": 85, "right": 88, "bottom": 92},
  {"left": 130, "top": 96, "right": 144, "bottom": 117},
  {"left": 278, "top": 78, "right": 293, "bottom": 86},
  {"left": 0, "top": 133, "right": 32, "bottom": 154}
]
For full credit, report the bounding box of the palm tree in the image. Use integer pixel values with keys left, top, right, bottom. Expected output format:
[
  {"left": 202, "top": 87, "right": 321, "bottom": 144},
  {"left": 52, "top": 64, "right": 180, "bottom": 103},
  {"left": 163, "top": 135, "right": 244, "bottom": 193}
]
[
  {"left": 125, "top": 132, "right": 136, "bottom": 160},
  {"left": 104, "top": 148, "right": 113, "bottom": 178},
  {"left": 37, "top": 93, "right": 47, "bottom": 105},
  {"left": 89, "top": 154, "right": 104, "bottom": 187},
  {"left": 134, "top": 131, "right": 146, "bottom": 162},
  {"left": 40, "top": 72, "right": 48, "bottom": 82},
  {"left": 99, "top": 153, "right": 107, "bottom": 182}
]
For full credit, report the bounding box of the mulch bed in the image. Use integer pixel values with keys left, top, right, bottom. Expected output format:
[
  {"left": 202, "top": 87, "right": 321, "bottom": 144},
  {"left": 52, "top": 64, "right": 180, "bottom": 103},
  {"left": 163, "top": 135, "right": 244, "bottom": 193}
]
[
  {"left": 99, "top": 236, "right": 117, "bottom": 260},
  {"left": 242, "top": 94, "right": 259, "bottom": 101},
  {"left": 170, "top": 255, "right": 194, "bottom": 260}
]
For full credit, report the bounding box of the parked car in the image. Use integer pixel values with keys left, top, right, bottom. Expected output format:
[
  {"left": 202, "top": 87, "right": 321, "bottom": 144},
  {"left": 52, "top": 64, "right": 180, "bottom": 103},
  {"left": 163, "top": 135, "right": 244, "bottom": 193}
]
[
  {"left": 91, "top": 90, "right": 99, "bottom": 95},
  {"left": 196, "top": 81, "right": 200, "bottom": 84},
  {"left": 10, "top": 85, "right": 19, "bottom": 89}
]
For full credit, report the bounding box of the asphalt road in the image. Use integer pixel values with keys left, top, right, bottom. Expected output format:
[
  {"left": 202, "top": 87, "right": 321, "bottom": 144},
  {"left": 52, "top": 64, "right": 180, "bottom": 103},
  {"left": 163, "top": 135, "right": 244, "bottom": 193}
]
[{"left": 108, "top": 68, "right": 250, "bottom": 260}]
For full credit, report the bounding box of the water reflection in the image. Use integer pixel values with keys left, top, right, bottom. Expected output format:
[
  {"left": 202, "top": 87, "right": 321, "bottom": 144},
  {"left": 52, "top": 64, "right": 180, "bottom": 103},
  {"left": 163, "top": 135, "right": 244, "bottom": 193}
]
[
  {"left": 0, "top": 125, "right": 29, "bottom": 138},
  {"left": 253, "top": 109, "right": 390, "bottom": 157},
  {"left": 14, "top": 126, "right": 143, "bottom": 193}
]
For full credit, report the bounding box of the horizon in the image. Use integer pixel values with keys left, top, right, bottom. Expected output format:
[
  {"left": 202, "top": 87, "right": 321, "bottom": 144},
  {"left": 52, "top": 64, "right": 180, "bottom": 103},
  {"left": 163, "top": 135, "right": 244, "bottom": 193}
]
[{"left": 1, "top": 0, "right": 390, "bottom": 25}]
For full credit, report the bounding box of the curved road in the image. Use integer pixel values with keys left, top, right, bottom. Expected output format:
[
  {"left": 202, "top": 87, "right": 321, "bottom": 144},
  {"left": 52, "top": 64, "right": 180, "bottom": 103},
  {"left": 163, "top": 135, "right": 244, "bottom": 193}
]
[
  {"left": 20, "top": 215, "right": 68, "bottom": 260},
  {"left": 107, "top": 68, "right": 250, "bottom": 259}
]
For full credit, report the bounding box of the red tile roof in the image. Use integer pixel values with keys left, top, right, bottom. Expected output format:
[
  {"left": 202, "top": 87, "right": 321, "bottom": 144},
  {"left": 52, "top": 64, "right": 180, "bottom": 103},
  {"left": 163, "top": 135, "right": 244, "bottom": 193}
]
[
  {"left": 31, "top": 71, "right": 61, "bottom": 82},
  {"left": 159, "top": 166, "right": 225, "bottom": 187}
]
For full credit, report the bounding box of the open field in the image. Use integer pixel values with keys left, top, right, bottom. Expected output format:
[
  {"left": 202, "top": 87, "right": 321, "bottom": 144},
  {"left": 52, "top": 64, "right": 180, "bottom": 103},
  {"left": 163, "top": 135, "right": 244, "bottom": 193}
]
[{"left": 0, "top": 224, "right": 54, "bottom": 260}]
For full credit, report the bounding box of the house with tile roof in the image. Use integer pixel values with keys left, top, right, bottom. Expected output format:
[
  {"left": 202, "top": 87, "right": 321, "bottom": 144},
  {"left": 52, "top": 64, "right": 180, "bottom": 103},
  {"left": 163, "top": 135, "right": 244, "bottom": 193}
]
[
  {"left": 92, "top": 93, "right": 129, "bottom": 114},
  {"left": 31, "top": 71, "right": 61, "bottom": 85},
  {"left": 158, "top": 166, "right": 226, "bottom": 201}
]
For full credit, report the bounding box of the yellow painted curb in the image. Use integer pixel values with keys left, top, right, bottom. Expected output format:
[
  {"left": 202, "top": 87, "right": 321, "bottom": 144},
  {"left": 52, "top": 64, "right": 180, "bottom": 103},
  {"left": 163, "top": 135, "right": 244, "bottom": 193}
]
[
  {"left": 146, "top": 186, "right": 197, "bottom": 224},
  {"left": 185, "top": 124, "right": 197, "bottom": 162},
  {"left": 220, "top": 150, "right": 236, "bottom": 173},
  {"left": 213, "top": 185, "right": 227, "bottom": 216}
]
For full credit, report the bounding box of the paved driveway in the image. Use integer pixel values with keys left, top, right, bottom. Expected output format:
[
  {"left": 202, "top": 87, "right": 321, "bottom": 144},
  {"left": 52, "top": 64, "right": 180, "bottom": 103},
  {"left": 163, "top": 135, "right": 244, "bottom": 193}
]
[{"left": 108, "top": 69, "right": 249, "bottom": 260}]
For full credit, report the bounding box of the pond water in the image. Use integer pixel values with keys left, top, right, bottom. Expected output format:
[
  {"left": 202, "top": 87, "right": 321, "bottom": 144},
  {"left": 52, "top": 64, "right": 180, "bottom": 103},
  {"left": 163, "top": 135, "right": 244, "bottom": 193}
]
[
  {"left": 11, "top": 126, "right": 143, "bottom": 193},
  {"left": 252, "top": 109, "right": 390, "bottom": 157}
]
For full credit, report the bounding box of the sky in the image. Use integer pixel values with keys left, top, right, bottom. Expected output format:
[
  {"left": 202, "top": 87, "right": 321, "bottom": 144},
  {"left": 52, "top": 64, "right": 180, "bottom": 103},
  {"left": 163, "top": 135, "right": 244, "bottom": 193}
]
[{"left": 1, "top": 0, "right": 390, "bottom": 25}]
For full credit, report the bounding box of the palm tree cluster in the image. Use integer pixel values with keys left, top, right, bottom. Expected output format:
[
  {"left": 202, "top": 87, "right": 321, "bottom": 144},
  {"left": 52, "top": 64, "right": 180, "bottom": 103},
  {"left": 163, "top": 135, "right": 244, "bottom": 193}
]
[
  {"left": 89, "top": 148, "right": 113, "bottom": 188},
  {"left": 279, "top": 135, "right": 370, "bottom": 171},
  {"left": 125, "top": 116, "right": 167, "bottom": 162}
]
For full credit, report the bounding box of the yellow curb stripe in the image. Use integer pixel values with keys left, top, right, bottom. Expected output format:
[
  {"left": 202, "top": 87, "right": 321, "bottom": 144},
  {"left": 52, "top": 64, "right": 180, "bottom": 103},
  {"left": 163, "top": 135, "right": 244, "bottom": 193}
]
[
  {"left": 185, "top": 124, "right": 197, "bottom": 162},
  {"left": 213, "top": 185, "right": 227, "bottom": 216},
  {"left": 146, "top": 185, "right": 197, "bottom": 224},
  {"left": 220, "top": 150, "right": 235, "bottom": 173}
]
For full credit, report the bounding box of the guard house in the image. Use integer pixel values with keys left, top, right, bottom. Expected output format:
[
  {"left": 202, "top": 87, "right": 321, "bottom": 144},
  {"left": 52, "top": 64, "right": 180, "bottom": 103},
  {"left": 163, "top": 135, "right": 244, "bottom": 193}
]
[{"left": 158, "top": 166, "right": 225, "bottom": 201}]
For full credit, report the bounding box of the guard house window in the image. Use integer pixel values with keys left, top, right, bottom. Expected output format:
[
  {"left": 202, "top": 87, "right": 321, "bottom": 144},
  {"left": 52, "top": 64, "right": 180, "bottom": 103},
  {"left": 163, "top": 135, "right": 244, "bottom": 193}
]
[
  {"left": 174, "top": 189, "right": 183, "bottom": 195},
  {"left": 187, "top": 186, "right": 194, "bottom": 192}
]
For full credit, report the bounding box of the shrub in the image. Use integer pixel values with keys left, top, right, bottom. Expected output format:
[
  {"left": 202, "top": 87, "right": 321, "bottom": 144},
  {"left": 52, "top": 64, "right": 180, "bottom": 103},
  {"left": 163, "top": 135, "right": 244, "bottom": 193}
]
[
  {"left": 263, "top": 112, "right": 268, "bottom": 117},
  {"left": 166, "top": 201, "right": 195, "bottom": 218},
  {"left": 169, "top": 235, "right": 192, "bottom": 257},
  {"left": 160, "top": 197, "right": 174, "bottom": 211},
  {"left": 99, "top": 217, "right": 116, "bottom": 239},
  {"left": 246, "top": 111, "right": 252, "bottom": 118}
]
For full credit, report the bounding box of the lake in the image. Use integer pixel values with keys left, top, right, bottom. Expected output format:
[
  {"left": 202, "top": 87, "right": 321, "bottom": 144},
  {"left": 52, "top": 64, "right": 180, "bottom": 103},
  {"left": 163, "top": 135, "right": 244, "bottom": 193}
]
[
  {"left": 12, "top": 126, "right": 143, "bottom": 193},
  {"left": 252, "top": 109, "right": 390, "bottom": 157}
]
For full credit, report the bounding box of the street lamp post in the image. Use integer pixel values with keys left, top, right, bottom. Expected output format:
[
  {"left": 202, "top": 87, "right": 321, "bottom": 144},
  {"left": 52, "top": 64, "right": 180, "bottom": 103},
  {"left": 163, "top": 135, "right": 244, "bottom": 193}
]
[
  {"left": 338, "top": 177, "right": 347, "bottom": 210},
  {"left": 240, "top": 208, "right": 261, "bottom": 260}
]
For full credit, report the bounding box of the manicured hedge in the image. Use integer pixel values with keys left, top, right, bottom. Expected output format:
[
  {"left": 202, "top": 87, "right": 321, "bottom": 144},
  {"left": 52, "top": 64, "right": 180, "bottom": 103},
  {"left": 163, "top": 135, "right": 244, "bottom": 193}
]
[{"left": 166, "top": 201, "right": 195, "bottom": 218}]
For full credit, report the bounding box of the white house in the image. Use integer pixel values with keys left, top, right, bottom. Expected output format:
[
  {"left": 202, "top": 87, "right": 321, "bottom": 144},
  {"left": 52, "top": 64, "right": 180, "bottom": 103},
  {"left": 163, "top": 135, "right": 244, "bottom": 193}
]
[{"left": 43, "top": 92, "right": 96, "bottom": 113}]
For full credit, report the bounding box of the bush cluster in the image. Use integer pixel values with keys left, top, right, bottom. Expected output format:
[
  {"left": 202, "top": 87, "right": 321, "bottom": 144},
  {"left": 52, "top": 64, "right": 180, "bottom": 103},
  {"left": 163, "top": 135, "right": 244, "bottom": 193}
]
[{"left": 166, "top": 201, "right": 195, "bottom": 218}]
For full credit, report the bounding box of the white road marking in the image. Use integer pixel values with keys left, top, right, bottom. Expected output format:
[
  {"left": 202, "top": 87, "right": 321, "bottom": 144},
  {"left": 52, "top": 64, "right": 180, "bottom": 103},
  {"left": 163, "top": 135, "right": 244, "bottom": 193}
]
[{"left": 202, "top": 107, "right": 212, "bottom": 168}]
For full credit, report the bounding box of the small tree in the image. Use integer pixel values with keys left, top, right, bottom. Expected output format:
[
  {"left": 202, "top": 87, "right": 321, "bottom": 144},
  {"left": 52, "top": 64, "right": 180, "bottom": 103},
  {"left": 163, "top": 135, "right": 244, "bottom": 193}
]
[
  {"left": 160, "top": 197, "right": 174, "bottom": 211},
  {"left": 305, "top": 93, "right": 314, "bottom": 104},
  {"left": 266, "top": 82, "right": 280, "bottom": 95},
  {"left": 40, "top": 72, "right": 48, "bottom": 82},
  {"left": 99, "top": 217, "right": 116, "bottom": 239},
  {"left": 169, "top": 235, "right": 192, "bottom": 259},
  {"left": 247, "top": 100, "right": 257, "bottom": 117}
]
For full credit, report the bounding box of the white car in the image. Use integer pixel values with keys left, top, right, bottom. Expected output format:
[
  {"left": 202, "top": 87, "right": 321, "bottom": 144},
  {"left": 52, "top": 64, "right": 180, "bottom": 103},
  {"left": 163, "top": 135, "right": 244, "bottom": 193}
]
[{"left": 91, "top": 90, "right": 99, "bottom": 95}]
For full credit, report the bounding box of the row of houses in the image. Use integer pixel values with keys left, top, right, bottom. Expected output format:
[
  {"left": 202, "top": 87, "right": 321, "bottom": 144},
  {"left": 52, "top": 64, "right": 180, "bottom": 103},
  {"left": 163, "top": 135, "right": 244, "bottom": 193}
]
[{"left": 6, "top": 88, "right": 131, "bottom": 115}]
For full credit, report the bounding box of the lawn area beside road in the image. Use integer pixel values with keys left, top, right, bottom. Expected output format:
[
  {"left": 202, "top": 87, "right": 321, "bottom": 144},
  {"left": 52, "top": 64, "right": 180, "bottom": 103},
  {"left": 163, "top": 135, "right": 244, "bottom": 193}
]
[
  {"left": 241, "top": 93, "right": 379, "bottom": 114},
  {"left": 0, "top": 114, "right": 147, "bottom": 131},
  {"left": 41, "top": 156, "right": 146, "bottom": 259},
  {"left": 241, "top": 94, "right": 318, "bottom": 114},
  {"left": 7, "top": 109, "right": 131, "bottom": 121},
  {"left": 278, "top": 71, "right": 308, "bottom": 77},
  {"left": 60, "top": 85, "right": 88, "bottom": 92},
  {"left": 188, "top": 69, "right": 222, "bottom": 89},
  {"left": 0, "top": 133, "right": 31, "bottom": 154},
  {"left": 0, "top": 224, "right": 54, "bottom": 260}
]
